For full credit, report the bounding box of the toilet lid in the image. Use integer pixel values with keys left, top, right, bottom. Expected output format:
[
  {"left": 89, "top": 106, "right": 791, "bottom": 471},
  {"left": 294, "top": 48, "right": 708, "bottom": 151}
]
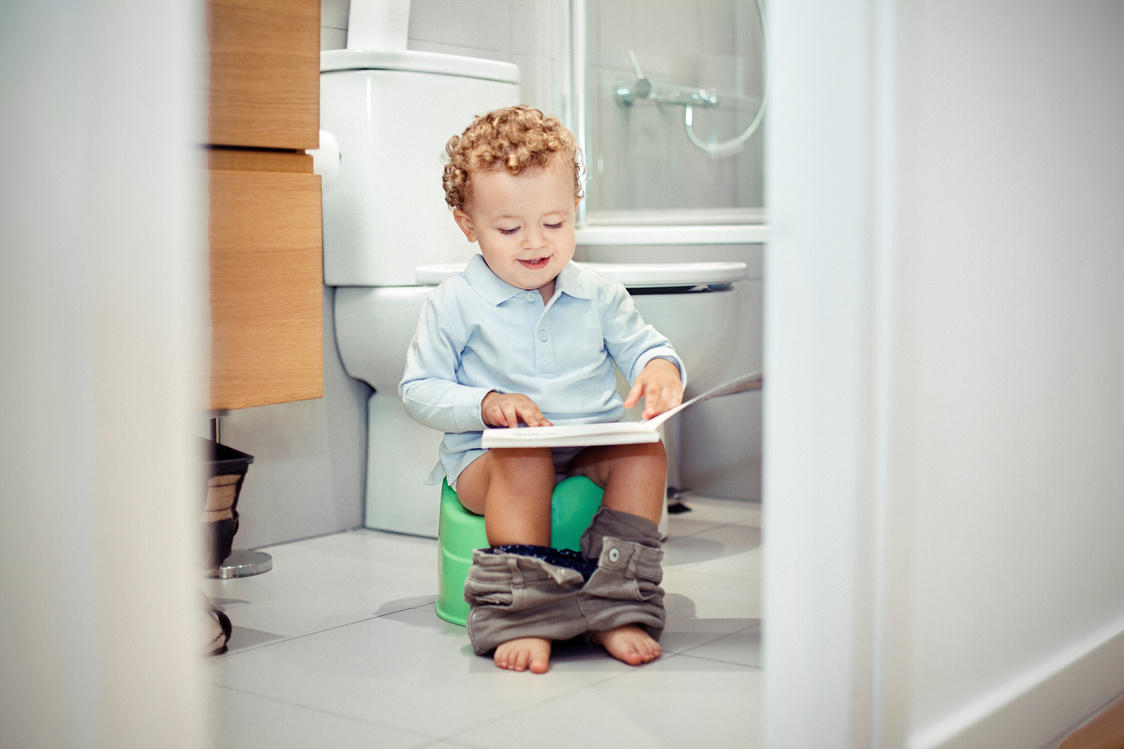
[{"left": 414, "top": 260, "right": 747, "bottom": 289}]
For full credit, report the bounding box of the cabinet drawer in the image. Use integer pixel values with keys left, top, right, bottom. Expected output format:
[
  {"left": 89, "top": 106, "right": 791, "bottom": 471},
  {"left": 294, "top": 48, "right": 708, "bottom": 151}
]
[
  {"left": 209, "top": 170, "right": 323, "bottom": 410},
  {"left": 207, "top": 0, "right": 320, "bottom": 150}
]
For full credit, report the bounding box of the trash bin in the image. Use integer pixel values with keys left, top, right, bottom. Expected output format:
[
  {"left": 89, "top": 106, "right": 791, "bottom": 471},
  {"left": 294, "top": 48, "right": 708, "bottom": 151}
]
[{"left": 202, "top": 438, "right": 253, "bottom": 571}]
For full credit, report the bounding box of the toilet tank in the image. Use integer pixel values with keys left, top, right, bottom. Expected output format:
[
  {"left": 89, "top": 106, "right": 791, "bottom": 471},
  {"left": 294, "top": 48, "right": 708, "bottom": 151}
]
[{"left": 318, "top": 50, "right": 520, "bottom": 287}]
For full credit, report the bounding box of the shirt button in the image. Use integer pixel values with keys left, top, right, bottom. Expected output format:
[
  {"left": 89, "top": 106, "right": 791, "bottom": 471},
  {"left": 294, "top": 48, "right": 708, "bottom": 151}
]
[
  {"left": 538, "top": 329, "right": 548, "bottom": 341},
  {"left": 607, "top": 547, "right": 620, "bottom": 563},
  {"left": 525, "top": 292, "right": 536, "bottom": 302}
]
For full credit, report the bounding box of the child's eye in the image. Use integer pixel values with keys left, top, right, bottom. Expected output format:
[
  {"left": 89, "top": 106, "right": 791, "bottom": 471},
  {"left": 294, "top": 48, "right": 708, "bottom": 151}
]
[
  {"left": 544, "top": 222, "right": 564, "bottom": 230},
  {"left": 498, "top": 227, "right": 520, "bottom": 235}
]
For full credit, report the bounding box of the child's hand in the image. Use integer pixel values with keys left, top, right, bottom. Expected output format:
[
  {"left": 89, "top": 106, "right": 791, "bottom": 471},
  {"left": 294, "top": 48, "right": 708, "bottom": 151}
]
[
  {"left": 623, "top": 359, "right": 684, "bottom": 420},
  {"left": 481, "top": 391, "right": 554, "bottom": 428}
]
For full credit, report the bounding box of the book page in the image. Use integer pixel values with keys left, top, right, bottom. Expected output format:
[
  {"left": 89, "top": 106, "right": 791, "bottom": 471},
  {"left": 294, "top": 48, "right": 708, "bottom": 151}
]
[
  {"left": 481, "top": 420, "right": 661, "bottom": 449},
  {"left": 479, "top": 371, "right": 762, "bottom": 449}
]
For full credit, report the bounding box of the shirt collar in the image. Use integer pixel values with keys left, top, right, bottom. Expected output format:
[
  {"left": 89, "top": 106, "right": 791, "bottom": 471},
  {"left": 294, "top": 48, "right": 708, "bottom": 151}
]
[
  {"left": 463, "top": 254, "right": 521, "bottom": 305},
  {"left": 554, "top": 261, "right": 594, "bottom": 300},
  {"left": 462, "top": 253, "right": 593, "bottom": 306}
]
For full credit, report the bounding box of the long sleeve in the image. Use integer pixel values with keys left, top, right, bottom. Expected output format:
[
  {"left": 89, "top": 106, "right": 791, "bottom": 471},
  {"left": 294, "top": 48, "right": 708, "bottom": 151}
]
[
  {"left": 599, "top": 283, "right": 688, "bottom": 388},
  {"left": 399, "top": 291, "right": 492, "bottom": 434}
]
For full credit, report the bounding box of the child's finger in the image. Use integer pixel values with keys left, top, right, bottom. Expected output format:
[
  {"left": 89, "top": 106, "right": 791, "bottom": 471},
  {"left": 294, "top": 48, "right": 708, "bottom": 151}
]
[
  {"left": 516, "top": 403, "right": 541, "bottom": 427},
  {"left": 623, "top": 380, "right": 645, "bottom": 409},
  {"left": 513, "top": 397, "right": 553, "bottom": 427},
  {"left": 643, "top": 383, "right": 681, "bottom": 419},
  {"left": 521, "top": 407, "right": 552, "bottom": 427},
  {"left": 492, "top": 401, "right": 514, "bottom": 428},
  {"left": 503, "top": 402, "right": 523, "bottom": 425}
]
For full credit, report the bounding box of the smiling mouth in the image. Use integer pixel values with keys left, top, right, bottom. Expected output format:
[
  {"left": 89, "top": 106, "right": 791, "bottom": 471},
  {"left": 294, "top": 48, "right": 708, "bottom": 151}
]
[{"left": 518, "top": 257, "right": 550, "bottom": 269}]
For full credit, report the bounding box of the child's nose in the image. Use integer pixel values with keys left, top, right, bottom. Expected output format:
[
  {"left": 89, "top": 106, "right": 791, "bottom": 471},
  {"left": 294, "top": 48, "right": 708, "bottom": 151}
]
[{"left": 522, "top": 228, "right": 546, "bottom": 250}]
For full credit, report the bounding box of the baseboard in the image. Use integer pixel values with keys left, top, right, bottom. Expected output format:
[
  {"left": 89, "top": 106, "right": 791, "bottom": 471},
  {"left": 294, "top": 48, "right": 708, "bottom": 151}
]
[
  {"left": 910, "top": 616, "right": 1124, "bottom": 749},
  {"left": 1057, "top": 691, "right": 1124, "bottom": 749}
]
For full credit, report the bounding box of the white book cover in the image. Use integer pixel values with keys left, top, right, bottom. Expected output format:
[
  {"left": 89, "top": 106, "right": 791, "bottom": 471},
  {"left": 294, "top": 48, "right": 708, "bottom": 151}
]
[{"left": 481, "top": 371, "right": 763, "bottom": 449}]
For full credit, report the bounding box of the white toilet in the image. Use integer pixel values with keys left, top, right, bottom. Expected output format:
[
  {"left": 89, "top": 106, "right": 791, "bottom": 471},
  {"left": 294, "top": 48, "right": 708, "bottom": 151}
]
[{"left": 318, "top": 36, "right": 748, "bottom": 538}]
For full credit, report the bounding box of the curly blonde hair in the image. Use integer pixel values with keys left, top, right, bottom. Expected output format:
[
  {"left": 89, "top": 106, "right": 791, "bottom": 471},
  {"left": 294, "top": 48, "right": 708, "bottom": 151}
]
[{"left": 442, "top": 105, "right": 584, "bottom": 210}]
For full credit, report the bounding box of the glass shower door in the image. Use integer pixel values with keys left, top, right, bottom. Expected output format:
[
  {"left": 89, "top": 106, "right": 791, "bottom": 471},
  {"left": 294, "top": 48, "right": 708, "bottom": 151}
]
[{"left": 574, "top": 0, "right": 767, "bottom": 229}]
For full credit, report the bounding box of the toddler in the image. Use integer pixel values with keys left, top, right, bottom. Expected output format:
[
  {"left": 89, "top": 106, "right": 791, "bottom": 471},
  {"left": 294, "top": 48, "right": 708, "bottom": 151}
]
[{"left": 399, "top": 105, "right": 685, "bottom": 674}]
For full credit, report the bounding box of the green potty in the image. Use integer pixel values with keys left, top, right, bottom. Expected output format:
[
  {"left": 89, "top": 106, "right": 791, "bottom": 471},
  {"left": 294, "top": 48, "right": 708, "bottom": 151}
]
[{"left": 435, "top": 475, "right": 605, "bottom": 626}]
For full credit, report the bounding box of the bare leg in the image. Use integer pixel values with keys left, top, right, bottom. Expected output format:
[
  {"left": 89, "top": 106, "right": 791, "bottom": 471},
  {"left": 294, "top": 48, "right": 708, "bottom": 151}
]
[
  {"left": 571, "top": 440, "right": 667, "bottom": 526},
  {"left": 571, "top": 441, "right": 667, "bottom": 665},
  {"left": 457, "top": 448, "right": 557, "bottom": 672},
  {"left": 457, "top": 447, "right": 555, "bottom": 547}
]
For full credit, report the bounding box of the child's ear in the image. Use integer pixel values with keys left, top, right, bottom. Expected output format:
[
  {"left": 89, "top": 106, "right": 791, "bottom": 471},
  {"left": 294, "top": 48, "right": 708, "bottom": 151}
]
[{"left": 453, "top": 209, "right": 477, "bottom": 242}]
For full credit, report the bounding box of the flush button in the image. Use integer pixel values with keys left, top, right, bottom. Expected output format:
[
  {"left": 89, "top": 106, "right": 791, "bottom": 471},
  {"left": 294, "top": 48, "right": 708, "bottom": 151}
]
[
  {"left": 538, "top": 329, "right": 549, "bottom": 341},
  {"left": 607, "top": 547, "right": 620, "bottom": 563}
]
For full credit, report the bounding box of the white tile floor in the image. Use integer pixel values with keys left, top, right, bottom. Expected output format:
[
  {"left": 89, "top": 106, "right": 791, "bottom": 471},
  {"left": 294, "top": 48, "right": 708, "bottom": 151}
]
[{"left": 203, "top": 495, "right": 764, "bottom": 749}]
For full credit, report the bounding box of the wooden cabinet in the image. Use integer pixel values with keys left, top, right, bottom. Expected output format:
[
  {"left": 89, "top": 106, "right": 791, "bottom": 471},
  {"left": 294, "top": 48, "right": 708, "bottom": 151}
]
[
  {"left": 206, "top": 0, "right": 323, "bottom": 411},
  {"left": 207, "top": 0, "right": 319, "bottom": 150}
]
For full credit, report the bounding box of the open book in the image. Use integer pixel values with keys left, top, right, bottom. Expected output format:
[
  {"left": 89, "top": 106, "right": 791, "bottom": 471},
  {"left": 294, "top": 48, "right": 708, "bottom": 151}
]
[{"left": 481, "top": 371, "right": 763, "bottom": 449}]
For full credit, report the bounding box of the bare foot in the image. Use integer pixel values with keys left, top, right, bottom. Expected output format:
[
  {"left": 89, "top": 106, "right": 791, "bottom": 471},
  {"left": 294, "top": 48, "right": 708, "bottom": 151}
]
[
  {"left": 590, "top": 625, "right": 661, "bottom": 666},
  {"left": 494, "top": 637, "right": 551, "bottom": 673}
]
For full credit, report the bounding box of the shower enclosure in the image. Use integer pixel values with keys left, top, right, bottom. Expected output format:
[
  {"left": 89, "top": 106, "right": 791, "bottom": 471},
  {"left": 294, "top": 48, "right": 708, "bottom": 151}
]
[{"left": 571, "top": 0, "right": 767, "bottom": 234}]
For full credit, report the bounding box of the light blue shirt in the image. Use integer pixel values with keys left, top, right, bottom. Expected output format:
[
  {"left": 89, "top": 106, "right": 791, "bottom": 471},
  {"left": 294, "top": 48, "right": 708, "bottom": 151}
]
[{"left": 399, "top": 253, "right": 686, "bottom": 485}]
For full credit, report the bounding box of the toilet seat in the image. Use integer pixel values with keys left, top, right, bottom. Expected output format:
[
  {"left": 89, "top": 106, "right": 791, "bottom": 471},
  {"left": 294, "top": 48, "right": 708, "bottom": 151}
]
[{"left": 415, "top": 259, "right": 747, "bottom": 290}]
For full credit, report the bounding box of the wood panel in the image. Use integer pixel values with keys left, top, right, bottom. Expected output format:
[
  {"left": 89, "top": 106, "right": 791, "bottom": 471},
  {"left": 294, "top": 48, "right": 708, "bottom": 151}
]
[
  {"left": 207, "top": 0, "right": 320, "bottom": 150},
  {"left": 208, "top": 170, "right": 323, "bottom": 410},
  {"left": 207, "top": 148, "right": 313, "bottom": 174},
  {"left": 1061, "top": 694, "right": 1124, "bottom": 749}
]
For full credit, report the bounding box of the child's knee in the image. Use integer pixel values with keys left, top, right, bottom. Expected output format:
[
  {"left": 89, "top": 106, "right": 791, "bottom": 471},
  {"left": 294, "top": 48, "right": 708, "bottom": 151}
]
[
  {"left": 616, "top": 440, "right": 668, "bottom": 472},
  {"left": 491, "top": 447, "right": 557, "bottom": 483},
  {"left": 645, "top": 439, "right": 668, "bottom": 467}
]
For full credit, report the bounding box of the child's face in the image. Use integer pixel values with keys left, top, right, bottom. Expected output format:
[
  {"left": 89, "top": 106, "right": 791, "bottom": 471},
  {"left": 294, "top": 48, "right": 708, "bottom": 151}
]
[{"left": 453, "top": 155, "right": 579, "bottom": 299}]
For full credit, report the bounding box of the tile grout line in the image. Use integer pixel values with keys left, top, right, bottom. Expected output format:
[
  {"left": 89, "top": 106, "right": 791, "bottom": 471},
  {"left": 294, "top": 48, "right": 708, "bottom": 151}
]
[
  {"left": 208, "top": 599, "right": 440, "bottom": 660},
  {"left": 437, "top": 657, "right": 671, "bottom": 747},
  {"left": 208, "top": 683, "right": 439, "bottom": 741}
]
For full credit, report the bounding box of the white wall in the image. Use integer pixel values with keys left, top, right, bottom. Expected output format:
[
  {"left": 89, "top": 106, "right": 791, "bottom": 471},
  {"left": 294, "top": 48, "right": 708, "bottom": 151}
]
[
  {"left": 893, "top": 2, "right": 1124, "bottom": 745},
  {"left": 1, "top": 2, "right": 206, "bottom": 746},
  {"left": 764, "top": 1, "right": 1124, "bottom": 747}
]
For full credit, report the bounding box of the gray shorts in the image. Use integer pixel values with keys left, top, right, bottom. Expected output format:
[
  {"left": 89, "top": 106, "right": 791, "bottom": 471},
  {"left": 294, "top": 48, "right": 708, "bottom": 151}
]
[{"left": 447, "top": 445, "right": 587, "bottom": 492}]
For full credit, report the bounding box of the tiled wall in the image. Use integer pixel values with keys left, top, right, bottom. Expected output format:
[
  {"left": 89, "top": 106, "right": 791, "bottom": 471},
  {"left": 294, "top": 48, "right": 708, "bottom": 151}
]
[
  {"left": 321, "top": 0, "right": 348, "bottom": 49},
  {"left": 320, "top": 0, "right": 570, "bottom": 118},
  {"left": 584, "top": 0, "right": 766, "bottom": 215},
  {"left": 321, "top": 0, "right": 766, "bottom": 216}
]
